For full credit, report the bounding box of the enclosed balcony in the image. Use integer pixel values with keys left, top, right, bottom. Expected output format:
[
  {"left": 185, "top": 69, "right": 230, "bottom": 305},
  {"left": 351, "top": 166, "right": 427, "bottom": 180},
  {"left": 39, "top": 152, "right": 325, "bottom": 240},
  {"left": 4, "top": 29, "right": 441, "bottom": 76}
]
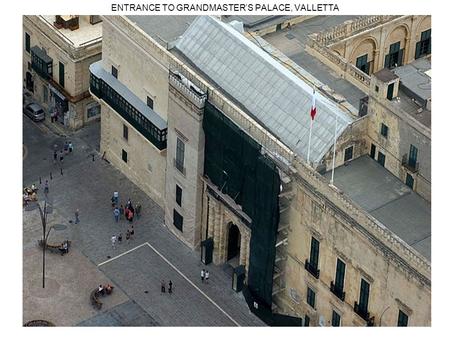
[
  {"left": 89, "top": 62, "right": 167, "bottom": 150},
  {"left": 30, "top": 46, "right": 53, "bottom": 80}
]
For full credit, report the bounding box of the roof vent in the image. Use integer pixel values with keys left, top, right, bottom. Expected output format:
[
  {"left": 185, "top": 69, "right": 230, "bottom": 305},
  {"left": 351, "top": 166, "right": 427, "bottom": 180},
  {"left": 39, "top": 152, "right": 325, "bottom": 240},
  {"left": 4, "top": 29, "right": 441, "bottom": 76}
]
[{"left": 54, "top": 15, "right": 79, "bottom": 31}]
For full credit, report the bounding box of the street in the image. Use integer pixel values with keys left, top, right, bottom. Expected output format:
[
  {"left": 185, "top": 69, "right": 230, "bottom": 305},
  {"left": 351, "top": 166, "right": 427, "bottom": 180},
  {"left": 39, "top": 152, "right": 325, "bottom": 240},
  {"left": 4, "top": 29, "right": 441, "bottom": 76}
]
[{"left": 22, "top": 116, "right": 263, "bottom": 326}]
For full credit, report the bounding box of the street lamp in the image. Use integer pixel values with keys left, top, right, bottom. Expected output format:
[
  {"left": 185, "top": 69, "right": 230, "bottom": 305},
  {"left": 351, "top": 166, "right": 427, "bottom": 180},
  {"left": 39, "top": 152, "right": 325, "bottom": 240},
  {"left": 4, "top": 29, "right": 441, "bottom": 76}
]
[{"left": 25, "top": 196, "right": 66, "bottom": 288}]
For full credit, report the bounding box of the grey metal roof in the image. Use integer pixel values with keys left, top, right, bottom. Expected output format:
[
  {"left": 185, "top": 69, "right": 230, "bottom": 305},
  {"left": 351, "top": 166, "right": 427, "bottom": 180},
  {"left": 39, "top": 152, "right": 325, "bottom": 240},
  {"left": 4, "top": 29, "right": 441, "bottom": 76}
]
[
  {"left": 324, "top": 156, "right": 431, "bottom": 261},
  {"left": 393, "top": 59, "right": 431, "bottom": 103},
  {"left": 89, "top": 61, "right": 167, "bottom": 130},
  {"left": 175, "top": 16, "right": 353, "bottom": 164}
]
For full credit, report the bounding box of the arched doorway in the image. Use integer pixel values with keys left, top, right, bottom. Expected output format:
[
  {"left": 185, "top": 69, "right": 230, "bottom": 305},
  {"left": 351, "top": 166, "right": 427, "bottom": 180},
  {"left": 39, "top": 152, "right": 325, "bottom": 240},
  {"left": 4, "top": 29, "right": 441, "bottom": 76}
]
[{"left": 227, "top": 223, "right": 241, "bottom": 264}]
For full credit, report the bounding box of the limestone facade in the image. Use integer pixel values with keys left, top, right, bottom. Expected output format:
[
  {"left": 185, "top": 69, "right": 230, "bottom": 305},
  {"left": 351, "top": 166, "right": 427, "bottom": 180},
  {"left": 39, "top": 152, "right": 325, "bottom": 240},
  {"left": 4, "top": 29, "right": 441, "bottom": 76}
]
[
  {"left": 92, "top": 16, "right": 431, "bottom": 326},
  {"left": 23, "top": 16, "right": 102, "bottom": 130}
]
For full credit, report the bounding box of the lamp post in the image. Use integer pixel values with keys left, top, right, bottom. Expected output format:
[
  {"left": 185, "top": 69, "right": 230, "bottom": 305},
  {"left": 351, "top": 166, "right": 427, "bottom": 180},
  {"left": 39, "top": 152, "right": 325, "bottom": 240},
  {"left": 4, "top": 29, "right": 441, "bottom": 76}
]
[{"left": 25, "top": 196, "right": 66, "bottom": 288}]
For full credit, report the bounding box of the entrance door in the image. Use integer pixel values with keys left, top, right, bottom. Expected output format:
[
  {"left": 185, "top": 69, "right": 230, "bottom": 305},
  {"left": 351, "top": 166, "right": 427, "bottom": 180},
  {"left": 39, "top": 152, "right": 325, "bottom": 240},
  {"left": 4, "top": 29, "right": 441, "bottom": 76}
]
[
  {"left": 387, "top": 83, "right": 394, "bottom": 100},
  {"left": 227, "top": 223, "right": 241, "bottom": 261},
  {"left": 370, "top": 144, "right": 376, "bottom": 159},
  {"left": 26, "top": 72, "right": 33, "bottom": 92}
]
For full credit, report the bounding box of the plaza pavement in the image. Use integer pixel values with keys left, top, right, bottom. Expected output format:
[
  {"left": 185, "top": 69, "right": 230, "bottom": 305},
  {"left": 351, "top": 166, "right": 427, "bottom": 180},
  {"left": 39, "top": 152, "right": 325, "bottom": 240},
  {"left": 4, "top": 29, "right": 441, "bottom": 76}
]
[{"left": 23, "top": 116, "right": 264, "bottom": 326}]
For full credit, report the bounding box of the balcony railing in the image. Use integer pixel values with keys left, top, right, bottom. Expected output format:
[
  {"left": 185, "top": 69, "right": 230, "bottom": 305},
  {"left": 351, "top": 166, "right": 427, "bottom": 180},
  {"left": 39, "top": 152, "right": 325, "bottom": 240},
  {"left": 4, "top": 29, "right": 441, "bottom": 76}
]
[
  {"left": 330, "top": 281, "right": 346, "bottom": 302},
  {"left": 401, "top": 154, "right": 419, "bottom": 173},
  {"left": 89, "top": 62, "right": 167, "bottom": 150},
  {"left": 30, "top": 46, "right": 53, "bottom": 80},
  {"left": 354, "top": 302, "right": 374, "bottom": 325},
  {"left": 304, "top": 259, "right": 320, "bottom": 279}
]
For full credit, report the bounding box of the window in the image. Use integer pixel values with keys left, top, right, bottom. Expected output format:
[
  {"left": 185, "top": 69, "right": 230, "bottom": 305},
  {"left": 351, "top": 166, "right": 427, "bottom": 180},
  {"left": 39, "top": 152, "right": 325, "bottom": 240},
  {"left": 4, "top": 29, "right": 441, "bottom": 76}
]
[
  {"left": 59, "top": 62, "right": 65, "bottom": 88},
  {"left": 387, "top": 82, "right": 395, "bottom": 100},
  {"left": 344, "top": 146, "right": 353, "bottom": 162},
  {"left": 175, "top": 137, "right": 185, "bottom": 173},
  {"left": 123, "top": 124, "right": 128, "bottom": 140},
  {"left": 304, "top": 315, "right": 310, "bottom": 327},
  {"left": 43, "top": 86, "right": 48, "bottom": 103},
  {"left": 384, "top": 41, "right": 403, "bottom": 69},
  {"left": 87, "top": 103, "right": 101, "bottom": 118},
  {"left": 173, "top": 209, "right": 183, "bottom": 231},
  {"left": 397, "top": 310, "right": 409, "bottom": 326},
  {"left": 309, "top": 237, "right": 320, "bottom": 271},
  {"left": 25, "top": 32, "right": 30, "bottom": 53},
  {"left": 147, "top": 96, "right": 154, "bottom": 109},
  {"left": 408, "top": 144, "right": 418, "bottom": 167},
  {"left": 406, "top": 173, "right": 414, "bottom": 189},
  {"left": 370, "top": 144, "right": 376, "bottom": 159},
  {"left": 176, "top": 185, "right": 182, "bottom": 206},
  {"left": 415, "top": 29, "right": 431, "bottom": 59},
  {"left": 111, "top": 65, "right": 118, "bottom": 78},
  {"left": 334, "top": 258, "right": 346, "bottom": 293},
  {"left": 375, "top": 85, "right": 379, "bottom": 93},
  {"left": 380, "top": 123, "right": 389, "bottom": 138},
  {"left": 377, "top": 152, "right": 386, "bottom": 167},
  {"left": 356, "top": 54, "right": 370, "bottom": 75},
  {"left": 306, "top": 287, "right": 316, "bottom": 309},
  {"left": 121, "top": 149, "right": 127, "bottom": 163},
  {"left": 358, "top": 279, "right": 370, "bottom": 315},
  {"left": 332, "top": 311, "right": 341, "bottom": 327}
]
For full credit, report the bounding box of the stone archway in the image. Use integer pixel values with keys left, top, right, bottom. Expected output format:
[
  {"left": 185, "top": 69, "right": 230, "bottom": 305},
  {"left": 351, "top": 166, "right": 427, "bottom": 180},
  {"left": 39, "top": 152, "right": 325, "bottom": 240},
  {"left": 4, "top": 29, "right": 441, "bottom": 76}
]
[{"left": 227, "top": 222, "right": 241, "bottom": 264}]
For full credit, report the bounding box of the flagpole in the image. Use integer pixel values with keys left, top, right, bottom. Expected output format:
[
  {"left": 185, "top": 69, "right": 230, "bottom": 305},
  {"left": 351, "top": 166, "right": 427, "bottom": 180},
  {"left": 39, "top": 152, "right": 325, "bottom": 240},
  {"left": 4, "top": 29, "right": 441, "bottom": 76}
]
[
  {"left": 307, "top": 118, "right": 313, "bottom": 165},
  {"left": 330, "top": 114, "right": 338, "bottom": 186}
]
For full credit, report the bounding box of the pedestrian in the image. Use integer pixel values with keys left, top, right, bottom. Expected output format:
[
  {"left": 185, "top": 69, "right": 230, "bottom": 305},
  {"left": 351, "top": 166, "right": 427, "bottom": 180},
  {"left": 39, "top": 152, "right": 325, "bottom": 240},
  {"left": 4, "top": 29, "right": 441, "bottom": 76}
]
[
  {"left": 113, "top": 207, "right": 120, "bottom": 222},
  {"left": 125, "top": 230, "right": 130, "bottom": 244},
  {"left": 119, "top": 205, "right": 124, "bottom": 220},
  {"left": 201, "top": 269, "right": 205, "bottom": 283},
  {"left": 128, "top": 209, "right": 134, "bottom": 223},
  {"left": 68, "top": 141, "right": 73, "bottom": 153},
  {"left": 64, "top": 141, "right": 69, "bottom": 154},
  {"left": 53, "top": 150, "right": 57, "bottom": 164},
  {"left": 74, "top": 209, "right": 80, "bottom": 224},
  {"left": 130, "top": 225, "right": 135, "bottom": 239},
  {"left": 111, "top": 235, "right": 117, "bottom": 249},
  {"left": 113, "top": 191, "right": 119, "bottom": 205},
  {"left": 168, "top": 280, "right": 173, "bottom": 294},
  {"left": 135, "top": 203, "right": 141, "bottom": 219},
  {"left": 59, "top": 150, "right": 64, "bottom": 164},
  {"left": 117, "top": 233, "right": 122, "bottom": 244},
  {"left": 161, "top": 280, "right": 166, "bottom": 293},
  {"left": 126, "top": 198, "right": 132, "bottom": 209},
  {"left": 44, "top": 180, "right": 49, "bottom": 195},
  {"left": 111, "top": 195, "right": 116, "bottom": 208},
  {"left": 205, "top": 270, "right": 209, "bottom": 284}
]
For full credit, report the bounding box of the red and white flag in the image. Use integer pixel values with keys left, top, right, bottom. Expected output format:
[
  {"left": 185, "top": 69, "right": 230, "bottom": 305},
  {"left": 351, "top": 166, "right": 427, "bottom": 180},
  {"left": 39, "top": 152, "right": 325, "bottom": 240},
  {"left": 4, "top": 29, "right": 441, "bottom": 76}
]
[{"left": 310, "top": 90, "right": 317, "bottom": 120}]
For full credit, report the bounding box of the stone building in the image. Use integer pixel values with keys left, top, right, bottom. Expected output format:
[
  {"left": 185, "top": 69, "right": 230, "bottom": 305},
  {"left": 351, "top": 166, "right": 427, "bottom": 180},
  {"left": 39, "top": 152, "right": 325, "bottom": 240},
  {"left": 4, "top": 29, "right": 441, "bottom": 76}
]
[
  {"left": 23, "top": 15, "right": 102, "bottom": 130},
  {"left": 306, "top": 15, "right": 431, "bottom": 93},
  {"left": 90, "top": 16, "right": 431, "bottom": 326}
]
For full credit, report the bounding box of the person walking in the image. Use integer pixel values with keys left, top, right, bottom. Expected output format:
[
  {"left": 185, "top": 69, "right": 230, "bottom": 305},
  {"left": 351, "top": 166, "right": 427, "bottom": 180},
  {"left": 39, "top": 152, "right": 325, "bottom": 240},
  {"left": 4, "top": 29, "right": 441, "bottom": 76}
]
[
  {"left": 135, "top": 203, "right": 141, "bottom": 219},
  {"left": 44, "top": 180, "right": 49, "bottom": 196},
  {"left": 68, "top": 141, "right": 73, "bottom": 153},
  {"left": 64, "top": 141, "right": 69, "bottom": 154},
  {"left": 53, "top": 150, "right": 57, "bottom": 164},
  {"left": 201, "top": 269, "right": 205, "bottom": 283},
  {"left": 59, "top": 150, "right": 64, "bottom": 164},
  {"left": 111, "top": 235, "right": 117, "bottom": 249},
  {"left": 74, "top": 209, "right": 80, "bottom": 224},
  {"left": 113, "top": 207, "right": 120, "bottom": 223},
  {"left": 128, "top": 209, "right": 134, "bottom": 224},
  {"left": 130, "top": 225, "right": 135, "bottom": 239},
  {"left": 168, "top": 280, "right": 173, "bottom": 294},
  {"left": 119, "top": 205, "right": 124, "bottom": 220},
  {"left": 205, "top": 270, "right": 210, "bottom": 284},
  {"left": 125, "top": 230, "right": 130, "bottom": 244},
  {"left": 117, "top": 233, "right": 122, "bottom": 244},
  {"left": 113, "top": 191, "right": 119, "bottom": 205},
  {"left": 161, "top": 280, "right": 166, "bottom": 293}
]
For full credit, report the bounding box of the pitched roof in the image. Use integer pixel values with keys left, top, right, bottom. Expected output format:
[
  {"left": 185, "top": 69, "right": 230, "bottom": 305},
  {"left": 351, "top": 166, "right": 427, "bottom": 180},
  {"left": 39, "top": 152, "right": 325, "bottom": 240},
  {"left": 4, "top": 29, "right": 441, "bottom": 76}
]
[{"left": 175, "top": 16, "right": 354, "bottom": 164}]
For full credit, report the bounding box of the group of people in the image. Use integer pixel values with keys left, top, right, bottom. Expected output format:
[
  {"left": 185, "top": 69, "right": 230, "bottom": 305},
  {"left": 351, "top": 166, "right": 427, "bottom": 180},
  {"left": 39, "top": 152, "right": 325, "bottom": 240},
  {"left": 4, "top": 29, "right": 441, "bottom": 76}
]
[
  {"left": 111, "top": 225, "right": 134, "bottom": 249},
  {"left": 200, "top": 269, "right": 210, "bottom": 283},
  {"left": 97, "top": 283, "right": 114, "bottom": 295},
  {"left": 111, "top": 192, "right": 142, "bottom": 222},
  {"left": 160, "top": 279, "right": 173, "bottom": 294},
  {"left": 53, "top": 141, "right": 74, "bottom": 165}
]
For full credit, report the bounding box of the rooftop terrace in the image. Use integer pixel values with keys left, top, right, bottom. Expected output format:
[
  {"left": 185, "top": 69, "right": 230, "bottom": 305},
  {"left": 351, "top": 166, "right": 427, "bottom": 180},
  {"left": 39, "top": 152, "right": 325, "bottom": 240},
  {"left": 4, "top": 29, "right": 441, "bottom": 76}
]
[
  {"left": 324, "top": 155, "right": 431, "bottom": 261},
  {"left": 40, "top": 16, "right": 102, "bottom": 47}
]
